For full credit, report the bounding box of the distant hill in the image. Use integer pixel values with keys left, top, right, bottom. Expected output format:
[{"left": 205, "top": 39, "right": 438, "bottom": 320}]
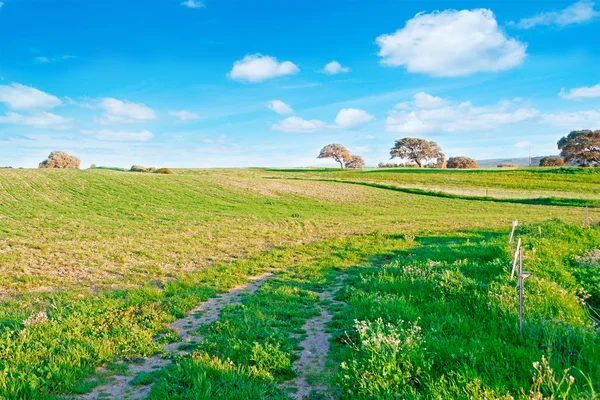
[{"left": 476, "top": 156, "right": 560, "bottom": 168}]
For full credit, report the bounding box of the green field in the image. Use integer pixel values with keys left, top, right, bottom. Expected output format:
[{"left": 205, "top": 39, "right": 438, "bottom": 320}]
[{"left": 0, "top": 168, "right": 599, "bottom": 399}]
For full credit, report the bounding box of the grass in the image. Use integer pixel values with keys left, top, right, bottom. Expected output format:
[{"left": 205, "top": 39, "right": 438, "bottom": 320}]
[
  {"left": 329, "top": 220, "right": 600, "bottom": 399},
  {"left": 265, "top": 167, "right": 600, "bottom": 200},
  {"left": 0, "top": 168, "right": 599, "bottom": 398}
]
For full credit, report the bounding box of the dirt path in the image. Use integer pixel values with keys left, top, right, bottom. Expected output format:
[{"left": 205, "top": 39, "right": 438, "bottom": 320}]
[
  {"left": 78, "top": 273, "right": 274, "bottom": 400},
  {"left": 284, "top": 274, "right": 346, "bottom": 400}
]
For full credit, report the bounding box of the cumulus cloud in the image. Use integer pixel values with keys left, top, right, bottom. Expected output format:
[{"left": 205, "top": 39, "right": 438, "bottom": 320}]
[
  {"left": 321, "top": 61, "right": 350, "bottom": 75},
  {"left": 228, "top": 54, "right": 299, "bottom": 83},
  {"left": 181, "top": 0, "right": 204, "bottom": 8},
  {"left": 385, "top": 92, "right": 539, "bottom": 134},
  {"left": 89, "top": 129, "right": 154, "bottom": 142},
  {"left": 335, "top": 108, "right": 375, "bottom": 129},
  {"left": 272, "top": 116, "right": 326, "bottom": 133},
  {"left": 541, "top": 109, "right": 600, "bottom": 129},
  {"left": 169, "top": 110, "right": 200, "bottom": 121},
  {"left": 513, "top": 0, "right": 599, "bottom": 29},
  {"left": 267, "top": 100, "right": 294, "bottom": 115},
  {"left": 0, "top": 111, "right": 72, "bottom": 130},
  {"left": 99, "top": 98, "right": 157, "bottom": 124},
  {"left": 559, "top": 84, "right": 600, "bottom": 99},
  {"left": 376, "top": 9, "right": 527, "bottom": 77},
  {"left": 0, "top": 83, "right": 62, "bottom": 110}
]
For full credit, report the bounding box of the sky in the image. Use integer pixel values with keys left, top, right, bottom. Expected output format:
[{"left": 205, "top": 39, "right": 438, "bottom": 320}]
[{"left": 0, "top": 0, "right": 599, "bottom": 168}]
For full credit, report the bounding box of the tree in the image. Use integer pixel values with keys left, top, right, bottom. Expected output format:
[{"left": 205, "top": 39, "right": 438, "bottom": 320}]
[
  {"left": 317, "top": 144, "right": 352, "bottom": 168},
  {"left": 346, "top": 155, "right": 365, "bottom": 169},
  {"left": 390, "top": 138, "right": 444, "bottom": 168},
  {"left": 39, "top": 151, "right": 80, "bottom": 169},
  {"left": 447, "top": 156, "right": 479, "bottom": 169},
  {"left": 539, "top": 157, "right": 565, "bottom": 167},
  {"left": 557, "top": 130, "right": 600, "bottom": 167}
]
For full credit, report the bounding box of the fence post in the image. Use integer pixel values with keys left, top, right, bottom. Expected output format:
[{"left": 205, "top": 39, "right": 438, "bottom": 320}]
[
  {"left": 509, "top": 219, "right": 518, "bottom": 245},
  {"left": 511, "top": 238, "right": 521, "bottom": 279},
  {"left": 519, "top": 247, "right": 524, "bottom": 336}
]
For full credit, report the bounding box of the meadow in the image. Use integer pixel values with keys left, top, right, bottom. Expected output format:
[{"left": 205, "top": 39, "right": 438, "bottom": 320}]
[{"left": 0, "top": 167, "right": 598, "bottom": 399}]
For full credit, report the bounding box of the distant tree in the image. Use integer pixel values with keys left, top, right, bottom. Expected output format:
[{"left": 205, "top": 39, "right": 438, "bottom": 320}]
[
  {"left": 39, "top": 151, "right": 80, "bottom": 169},
  {"left": 318, "top": 144, "right": 352, "bottom": 168},
  {"left": 539, "top": 157, "right": 565, "bottom": 167},
  {"left": 155, "top": 168, "right": 174, "bottom": 174},
  {"left": 90, "top": 163, "right": 97, "bottom": 169},
  {"left": 390, "top": 138, "right": 444, "bottom": 168},
  {"left": 498, "top": 163, "right": 518, "bottom": 168},
  {"left": 557, "top": 130, "right": 600, "bottom": 167},
  {"left": 346, "top": 155, "right": 365, "bottom": 169},
  {"left": 447, "top": 156, "right": 479, "bottom": 169}
]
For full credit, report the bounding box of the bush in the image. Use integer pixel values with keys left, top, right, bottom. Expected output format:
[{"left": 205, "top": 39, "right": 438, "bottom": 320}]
[
  {"left": 154, "top": 168, "right": 173, "bottom": 174},
  {"left": 130, "top": 165, "right": 148, "bottom": 173},
  {"left": 39, "top": 151, "right": 80, "bottom": 169},
  {"left": 447, "top": 156, "right": 479, "bottom": 169},
  {"left": 89, "top": 164, "right": 97, "bottom": 169},
  {"left": 498, "top": 163, "right": 518, "bottom": 168},
  {"left": 539, "top": 157, "right": 565, "bottom": 167}
]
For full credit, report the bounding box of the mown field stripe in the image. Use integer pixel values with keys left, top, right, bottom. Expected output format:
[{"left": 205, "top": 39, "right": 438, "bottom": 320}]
[{"left": 266, "top": 177, "right": 600, "bottom": 208}]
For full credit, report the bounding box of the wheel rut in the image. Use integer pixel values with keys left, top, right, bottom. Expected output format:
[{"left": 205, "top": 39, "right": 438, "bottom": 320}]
[
  {"left": 284, "top": 274, "right": 346, "bottom": 400},
  {"left": 78, "top": 273, "right": 274, "bottom": 400}
]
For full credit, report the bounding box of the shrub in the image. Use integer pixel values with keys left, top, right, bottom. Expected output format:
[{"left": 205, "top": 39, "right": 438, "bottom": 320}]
[
  {"left": 154, "top": 168, "right": 173, "bottom": 174},
  {"left": 39, "top": 151, "right": 80, "bottom": 169},
  {"left": 539, "top": 157, "right": 565, "bottom": 167},
  {"left": 89, "top": 163, "right": 97, "bottom": 169},
  {"left": 130, "top": 165, "right": 148, "bottom": 173},
  {"left": 498, "top": 163, "right": 518, "bottom": 168},
  {"left": 447, "top": 156, "right": 479, "bottom": 169}
]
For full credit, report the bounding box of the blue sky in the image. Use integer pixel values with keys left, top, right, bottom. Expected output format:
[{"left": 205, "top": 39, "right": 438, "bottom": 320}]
[{"left": 1, "top": 0, "right": 599, "bottom": 168}]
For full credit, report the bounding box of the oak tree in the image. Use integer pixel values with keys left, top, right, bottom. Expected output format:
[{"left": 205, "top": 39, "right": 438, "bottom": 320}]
[
  {"left": 447, "top": 156, "right": 479, "bottom": 169},
  {"left": 39, "top": 151, "right": 80, "bottom": 169},
  {"left": 539, "top": 157, "right": 565, "bottom": 167},
  {"left": 346, "top": 155, "right": 365, "bottom": 169},
  {"left": 390, "top": 138, "right": 444, "bottom": 168},
  {"left": 557, "top": 130, "right": 600, "bottom": 167},
  {"left": 318, "top": 144, "right": 352, "bottom": 168}
]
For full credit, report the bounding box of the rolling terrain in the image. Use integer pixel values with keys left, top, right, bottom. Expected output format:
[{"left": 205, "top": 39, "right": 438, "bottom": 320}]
[{"left": 0, "top": 168, "right": 598, "bottom": 399}]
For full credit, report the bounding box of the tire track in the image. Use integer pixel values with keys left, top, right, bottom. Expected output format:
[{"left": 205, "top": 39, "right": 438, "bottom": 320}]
[{"left": 78, "top": 273, "right": 274, "bottom": 400}]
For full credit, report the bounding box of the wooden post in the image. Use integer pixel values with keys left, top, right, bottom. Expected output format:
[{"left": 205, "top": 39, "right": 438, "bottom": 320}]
[
  {"left": 509, "top": 219, "right": 518, "bottom": 245},
  {"left": 511, "top": 238, "right": 521, "bottom": 279},
  {"left": 519, "top": 247, "right": 524, "bottom": 336}
]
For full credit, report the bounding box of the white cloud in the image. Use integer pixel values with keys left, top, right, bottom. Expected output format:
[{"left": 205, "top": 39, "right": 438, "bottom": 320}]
[
  {"left": 0, "top": 83, "right": 62, "bottom": 110},
  {"left": 99, "top": 98, "right": 157, "bottom": 124},
  {"left": 413, "top": 92, "right": 449, "bottom": 109},
  {"left": 169, "top": 110, "right": 200, "bottom": 121},
  {"left": 228, "top": 54, "right": 299, "bottom": 83},
  {"left": 386, "top": 92, "right": 539, "bottom": 134},
  {"left": 376, "top": 9, "right": 527, "bottom": 77},
  {"left": 335, "top": 108, "right": 375, "bottom": 129},
  {"left": 267, "top": 100, "right": 294, "bottom": 115},
  {"left": 514, "top": 141, "right": 531, "bottom": 148},
  {"left": 91, "top": 129, "right": 154, "bottom": 142},
  {"left": 514, "top": 0, "right": 599, "bottom": 29},
  {"left": 34, "top": 55, "right": 76, "bottom": 64},
  {"left": 272, "top": 116, "right": 326, "bottom": 133},
  {"left": 322, "top": 61, "right": 350, "bottom": 75},
  {"left": 559, "top": 84, "right": 600, "bottom": 99},
  {"left": 0, "top": 111, "right": 72, "bottom": 130},
  {"left": 542, "top": 109, "right": 600, "bottom": 129},
  {"left": 181, "top": 0, "right": 204, "bottom": 8}
]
